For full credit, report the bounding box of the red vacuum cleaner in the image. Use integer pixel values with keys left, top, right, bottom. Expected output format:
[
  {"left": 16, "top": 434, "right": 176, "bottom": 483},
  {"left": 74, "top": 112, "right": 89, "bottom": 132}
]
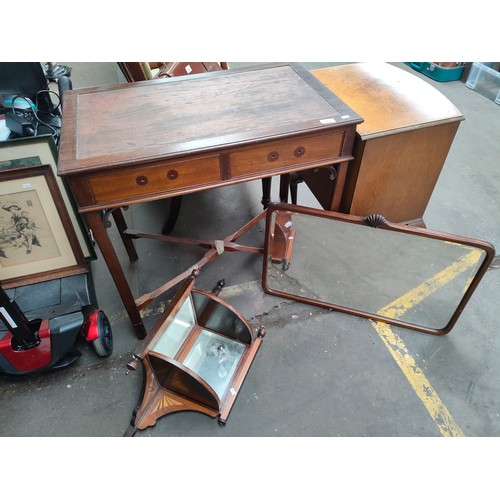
[{"left": 0, "top": 283, "right": 112, "bottom": 377}]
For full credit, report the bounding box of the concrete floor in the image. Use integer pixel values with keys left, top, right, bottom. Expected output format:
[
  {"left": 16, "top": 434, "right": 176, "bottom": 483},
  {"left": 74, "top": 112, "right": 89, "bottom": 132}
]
[{"left": 1, "top": 63, "right": 499, "bottom": 447}]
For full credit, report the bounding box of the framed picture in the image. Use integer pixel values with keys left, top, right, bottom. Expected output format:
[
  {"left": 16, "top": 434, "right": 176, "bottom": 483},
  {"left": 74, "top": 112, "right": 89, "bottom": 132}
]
[
  {"left": 0, "top": 164, "right": 88, "bottom": 288},
  {"left": 0, "top": 135, "right": 95, "bottom": 259}
]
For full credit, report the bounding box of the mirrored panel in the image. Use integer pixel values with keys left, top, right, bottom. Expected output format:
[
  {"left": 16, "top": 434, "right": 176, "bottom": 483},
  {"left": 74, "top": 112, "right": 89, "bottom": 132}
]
[
  {"left": 263, "top": 204, "right": 495, "bottom": 334},
  {"left": 183, "top": 330, "right": 245, "bottom": 398},
  {"left": 126, "top": 274, "right": 265, "bottom": 435},
  {"left": 151, "top": 295, "right": 196, "bottom": 357}
]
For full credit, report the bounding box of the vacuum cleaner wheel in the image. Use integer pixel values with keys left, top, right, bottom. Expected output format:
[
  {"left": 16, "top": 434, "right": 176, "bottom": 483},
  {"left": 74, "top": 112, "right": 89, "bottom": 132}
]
[{"left": 92, "top": 311, "right": 113, "bottom": 357}]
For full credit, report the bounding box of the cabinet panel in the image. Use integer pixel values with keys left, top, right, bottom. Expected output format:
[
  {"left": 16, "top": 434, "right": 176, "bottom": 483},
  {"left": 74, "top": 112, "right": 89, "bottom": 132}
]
[{"left": 344, "top": 122, "right": 461, "bottom": 222}]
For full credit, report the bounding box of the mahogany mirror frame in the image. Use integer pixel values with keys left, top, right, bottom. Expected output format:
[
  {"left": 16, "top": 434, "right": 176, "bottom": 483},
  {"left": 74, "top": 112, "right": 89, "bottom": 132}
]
[{"left": 262, "top": 203, "right": 495, "bottom": 335}]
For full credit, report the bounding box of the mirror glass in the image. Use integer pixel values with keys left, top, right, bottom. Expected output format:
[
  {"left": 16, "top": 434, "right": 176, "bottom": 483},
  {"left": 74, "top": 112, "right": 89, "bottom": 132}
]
[
  {"left": 263, "top": 205, "right": 494, "bottom": 334},
  {"left": 192, "top": 291, "right": 252, "bottom": 343},
  {"left": 152, "top": 295, "right": 196, "bottom": 357},
  {"left": 183, "top": 330, "right": 245, "bottom": 398}
]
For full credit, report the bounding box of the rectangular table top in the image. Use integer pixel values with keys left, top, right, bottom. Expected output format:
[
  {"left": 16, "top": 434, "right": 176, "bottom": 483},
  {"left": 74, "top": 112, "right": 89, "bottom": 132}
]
[{"left": 58, "top": 63, "right": 362, "bottom": 175}]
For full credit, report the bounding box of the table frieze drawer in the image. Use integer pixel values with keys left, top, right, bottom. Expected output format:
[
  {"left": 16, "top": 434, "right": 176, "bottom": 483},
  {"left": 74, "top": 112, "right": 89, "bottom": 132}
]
[
  {"left": 86, "top": 155, "right": 221, "bottom": 204},
  {"left": 229, "top": 131, "right": 345, "bottom": 177}
]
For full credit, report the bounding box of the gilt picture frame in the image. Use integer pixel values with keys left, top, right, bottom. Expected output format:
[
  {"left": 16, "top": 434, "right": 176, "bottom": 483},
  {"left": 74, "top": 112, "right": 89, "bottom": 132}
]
[
  {"left": 0, "top": 135, "right": 95, "bottom": 259},
  {"left": 0, "top": 164, "right": 88, "bottom": 288}
]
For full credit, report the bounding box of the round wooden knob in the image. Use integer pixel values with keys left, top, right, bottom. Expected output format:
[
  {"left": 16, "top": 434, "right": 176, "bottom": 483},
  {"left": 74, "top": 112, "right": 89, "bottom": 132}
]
[
  {"left": 267, "top": 151, "right": 279, "bottom": 162},
  {"left": 294, "top": 146, "right": 306, "bottom": 157},
  {"left": 167, "top": 170, "right": 178, "bottom": 180},
  {"left": 136, "top": 175, "right": 148, "bottom": 185}
]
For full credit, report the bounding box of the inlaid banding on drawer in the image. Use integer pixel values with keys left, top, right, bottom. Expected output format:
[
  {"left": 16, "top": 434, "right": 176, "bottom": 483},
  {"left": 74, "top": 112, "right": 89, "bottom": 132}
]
[
  {"left": 229, "top": 131, "right": 345, "bottom": 177},
  {"left": 87, "top": 155, "right": 221, "bottom": 204}
]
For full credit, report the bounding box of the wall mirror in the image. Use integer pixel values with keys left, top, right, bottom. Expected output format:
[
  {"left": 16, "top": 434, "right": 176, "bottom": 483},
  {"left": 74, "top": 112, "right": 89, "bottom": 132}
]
[{"left": 262, "top": 203, "right": 495, "bottom": 335}]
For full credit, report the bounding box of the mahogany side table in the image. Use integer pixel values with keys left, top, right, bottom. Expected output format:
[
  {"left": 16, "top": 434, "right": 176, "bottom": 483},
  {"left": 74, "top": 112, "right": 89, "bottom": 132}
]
[{"left": 58, "top": 63, "right": 362, "bottom": 338}]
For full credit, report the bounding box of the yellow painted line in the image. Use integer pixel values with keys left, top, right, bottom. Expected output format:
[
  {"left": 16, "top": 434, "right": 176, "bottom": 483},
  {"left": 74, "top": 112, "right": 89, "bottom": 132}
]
[
  {"left": 106, "top": 281, "right": 264, "bottom": 325},
  {"left": 371, "top": 247, "right": 483, "bottom": 437},
  {"left": 380, "top": 248, "right": 483, "bottom": 320},
  {"left": 371, "top": 320, "right": 464, "bottom": 437},
  {"left": 108, "top": 300, "right": 169, "bottom": 325}
]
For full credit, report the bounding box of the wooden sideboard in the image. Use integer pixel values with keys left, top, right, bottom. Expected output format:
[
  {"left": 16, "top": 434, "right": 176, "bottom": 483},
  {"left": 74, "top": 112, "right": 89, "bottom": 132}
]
[
  {"left": 299, "top": 62, "right": 464, "bottom": 226},
  {"left": 58, "top": 63, "right": 362, "bottom": 338}
]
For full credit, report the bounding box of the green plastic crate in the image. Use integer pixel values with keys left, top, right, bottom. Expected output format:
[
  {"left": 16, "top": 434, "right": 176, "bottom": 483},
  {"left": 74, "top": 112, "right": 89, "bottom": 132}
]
[{"left": 405, "top": 62, "right": 465, "bottom": 82}]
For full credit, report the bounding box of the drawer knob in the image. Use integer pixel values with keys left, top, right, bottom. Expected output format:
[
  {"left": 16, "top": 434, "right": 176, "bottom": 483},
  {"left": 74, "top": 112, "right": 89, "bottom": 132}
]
[
  {"left": 267, "top": 151, "right": 279, "bottom": 162},
  {"left": 294, "top": 146, "right": 306, "bottom": 157},
  {"left": 167, "top": 170, "right": 179, "bottom": 180},
  {"left": 136, "top": 175, "right": 148, "bottom": 186}
]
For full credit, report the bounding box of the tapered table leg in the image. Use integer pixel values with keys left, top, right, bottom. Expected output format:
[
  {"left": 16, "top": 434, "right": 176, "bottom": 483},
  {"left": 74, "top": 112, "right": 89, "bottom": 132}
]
[{"left": 85, "top": 211, "right": 146, "bottom": 339}]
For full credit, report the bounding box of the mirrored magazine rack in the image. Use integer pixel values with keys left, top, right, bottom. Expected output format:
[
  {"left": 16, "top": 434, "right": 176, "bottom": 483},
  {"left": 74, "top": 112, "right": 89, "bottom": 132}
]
[{"left": 125, "top": 272, "right": 265, "bottom": 436}]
